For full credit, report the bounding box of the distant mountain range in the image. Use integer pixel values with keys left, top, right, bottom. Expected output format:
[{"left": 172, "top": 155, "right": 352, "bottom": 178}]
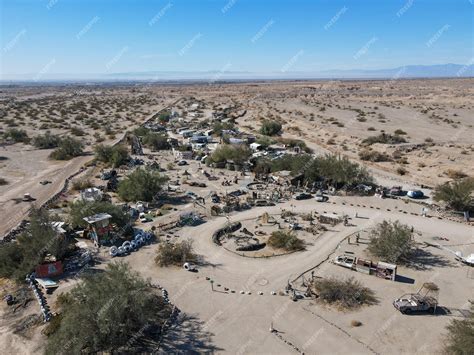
[{"left": 1, "top": 64, "right": 473, "bottom": 82}]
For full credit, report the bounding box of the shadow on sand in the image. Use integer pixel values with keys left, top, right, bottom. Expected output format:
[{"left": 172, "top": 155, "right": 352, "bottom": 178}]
[{"left": 155, "top": 313, "right": 223, "bottom": 354}]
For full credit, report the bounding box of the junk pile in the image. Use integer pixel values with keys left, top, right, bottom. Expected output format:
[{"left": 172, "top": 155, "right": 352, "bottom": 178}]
[
  {"left": 25, "top": 274, "right": 52, "bottom": 322},
  {"left": 64, "top": 250, "right": 92, "bottom": 272},
  {"left": 109, "top": 230, "right": 153, "bottom": 257}
]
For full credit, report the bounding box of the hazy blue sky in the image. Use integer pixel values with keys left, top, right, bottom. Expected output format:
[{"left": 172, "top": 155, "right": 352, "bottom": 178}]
[{"left": 1, "top": 0, "right": 473, "bottom": 77}]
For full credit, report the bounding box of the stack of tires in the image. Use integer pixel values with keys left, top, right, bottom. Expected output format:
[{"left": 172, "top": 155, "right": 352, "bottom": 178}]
[{"left": 109, "top": 230, "right": 153, "bottom": 257}]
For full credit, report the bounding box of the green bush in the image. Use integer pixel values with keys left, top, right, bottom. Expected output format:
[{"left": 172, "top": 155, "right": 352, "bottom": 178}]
[
  {"left": 45, "top": 262, "right": 172, "bottom": 354},
  {"left": 155, "top": 239, "right": 197, "bottom": 267},
  {"left": 268, "top": 230, "right": 304, "bottom": 251},
  {"left": 303, "top": 154, "right": 373, "bottom": 187},
  {"left": 33, "top": 132, "right": 62, "bottom": 149},
  {"left": 362, "top": 133, "right": 407, "bottom": 146},
  {"left": 94, "top": 144, "right": 129, "bottom": 167},
  {"left": 212, "top": 121, "right": 235, "bottom": 136},
  {"left": 260, "top": 119, "right": 282, "bottom": 136},
  {"left": 433, "top": 177, "right": 474, "bottom": 212},
  {"left": 142, "top": 133, "right": 170, "bottom": 151},
  {"left": 443, "top": 301, "right": 474, "bottom": 355},
  {"left": 3, "top": 128, "right": 30, "bottom": 143},
  {"left": 49, "top": 137, "right": 84, "bottom": 160},
  {"left": 368, "top": 220, "right": 415, "bottom": 263},
  {"left": 208, "top": 144, "right": 251, "bottom": 165},
  {"left": 117, "top": 168, "right": 168, "bottom": 202},
  {"left": 359, "top": 149, "right": 391, "bottom": 162},
  {"left": 311, "top": 277, "right": 377, "bottom": 309}
]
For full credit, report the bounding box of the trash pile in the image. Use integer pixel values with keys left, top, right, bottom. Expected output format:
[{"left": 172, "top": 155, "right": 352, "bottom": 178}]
[
  {"left": 109, "top": 230, "right": 153, "bottom": 257},
  {"left": 25, "top": 274, "right": 52, "bottom": 322}
]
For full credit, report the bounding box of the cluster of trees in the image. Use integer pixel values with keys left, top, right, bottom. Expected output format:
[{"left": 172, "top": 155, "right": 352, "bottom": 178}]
[
  {"left": 155, "top": 239, "right": 197, "bottom": 267},
  {"left": 0, "top": 208, "right": 72, "bottom": 281},
  {"left": 368, "top": 220, "right": 415, "bottom": 263},
  {"left": 433, "top": 177, "right": 474, "bottom": 212},
  {"left": 267, "top": 230, "right": 305, "bottom": 251},
  {"left": 259, "top": 119, "right": 282, "bottom": 136},
  {"left": 69, "top": 200, "right": 130, "bottom": 229},
  {"left": 207, "top": 144, "right": 251, "bottom": 165},
  {"left": 254, "top": 154, "right": 373, "bottom": 188},
  {"left": 94, "top": 144, "right": 129, "bottom": 167},
  {"left": 49, "top": 137, "right": 84, "bottom": 160},
  {"left": 45, "top": 262, "right": 172, "bottom": 354},
  {"left": 117, "top": 168, "right": 168, "bottom": 202}
]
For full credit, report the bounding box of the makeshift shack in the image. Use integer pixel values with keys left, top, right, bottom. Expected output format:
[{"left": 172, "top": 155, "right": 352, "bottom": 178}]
[{"left": 83, "top": 213, "right": 112, "bottom": 246}]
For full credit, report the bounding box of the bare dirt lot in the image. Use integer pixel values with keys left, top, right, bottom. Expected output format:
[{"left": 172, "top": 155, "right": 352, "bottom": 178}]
[{"left": 0, "top": 80, "right": 472, "bottom": 354}]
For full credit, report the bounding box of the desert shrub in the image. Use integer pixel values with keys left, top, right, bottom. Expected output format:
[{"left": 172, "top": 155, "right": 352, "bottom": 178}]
[
  {"left": 50, "top": 137, "right": 84, "bottom": 160},
  {"left": 311, "top": 277, "right": 377, "bottom": 309},
  {"left": 70, "top": 127, "right": 85, "bottom": 136},
  {"left": 267, "top": 230, "right": 304, "bottom": 251},
  {"left": 142, "top": 133, "right": 170, "bottom": 151},
  {"left": 269, "top": 154, "right": 312, "bottom": 174},
  {"left": 362, "top": 133, "right": 407, "bottom": 146},
  {"left": 443, "top": 301, "right": 474, "bottom": 355},
  {"left": 445, "top": 169, "right": 468, "bottom": 180},
  {"left": 158, "top": 111, "right": 171, "bottom": 123},
  {"left": 3, "top": 128, "right": 30, "bottom": 143},
  {"left": 433, "top": 177, "right": 474, "bottom": 212},
  {"left": 396, "top": 166, "right": 407, "bottom": 175},
  {"left": 368, "top": 220, "right": 415, "bottom": 263},
  {"left": 394, "top": 129, "right": 407, "bottom": 135},
  {"left": 255, "top": 135, "right": 275, "bottom": 149},
  {"left": 208, "top": 144, "right": 251, "bottom": 165},
  {"left": 45, "top": 262, "right": 172, "bottom": 354},
  {"left": 117, "top": 168, "right": 168, "bottom": 202},
  {"left": 358, "top": 149, "right": 391, "bottom": 162},
  {"left": 69, "top": 200, "right": 130, "bottom": 228},
  {"left": 0, "top": 177, "right": 8, "bottom": 185},
  {"left": 260, "top": 119, "right": 282, "bottom": 136},
  {"left": 33, "top": 132, "right": 61, "bottom": 149},
  {"left": 94, "top": 144, "right": 129, "bottom": 167},
  {"left": 155, "top": 239, "right": 197, "bottom": 267},
  {"left": 71, "top": 178, "right": 93, "bottom": 191},
  {"left": 132, "top": 126, "right": 150, "bottom": 137},
  {"left": 212, "top": 121, "right": 235, "bottom": 135}
]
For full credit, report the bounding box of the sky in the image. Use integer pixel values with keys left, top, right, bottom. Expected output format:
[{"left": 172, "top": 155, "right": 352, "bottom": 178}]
[{"left": 0, "top": 0, "right": 473, "bottom": 78}]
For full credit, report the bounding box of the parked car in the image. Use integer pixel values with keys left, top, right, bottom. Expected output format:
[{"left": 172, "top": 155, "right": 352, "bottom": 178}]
[
  {"left": 393, "top": 294, "right": 437, "bottom": 314},
  {"left": 407, "top": 190, "right": 424, "bottom": 199},
  {"left": 177, "top": 160, "right": 188, "bottom": 166},
  {"left": 293, "top": 192, "right": 312, "bottom": 200}
]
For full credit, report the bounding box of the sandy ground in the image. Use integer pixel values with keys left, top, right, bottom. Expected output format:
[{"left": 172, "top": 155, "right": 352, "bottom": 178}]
[{"left": 121, "top": 198, "right": 474, "bottom": 354}]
